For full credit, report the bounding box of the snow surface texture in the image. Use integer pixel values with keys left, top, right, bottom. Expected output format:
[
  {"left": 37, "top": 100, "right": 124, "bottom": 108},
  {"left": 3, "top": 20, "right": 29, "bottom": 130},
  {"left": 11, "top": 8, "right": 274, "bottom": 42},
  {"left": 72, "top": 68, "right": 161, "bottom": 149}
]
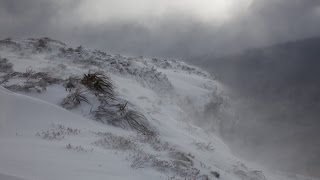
[{"left": 0, "top": 38, "right": 317, "bottom": 180}]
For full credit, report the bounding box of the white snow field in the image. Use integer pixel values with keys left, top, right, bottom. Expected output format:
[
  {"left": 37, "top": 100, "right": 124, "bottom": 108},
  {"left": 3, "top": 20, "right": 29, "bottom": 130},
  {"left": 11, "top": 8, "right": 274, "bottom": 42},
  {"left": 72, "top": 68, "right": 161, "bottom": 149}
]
[{"left": 0, "top": 38, "right": 318, "bottom": 180}]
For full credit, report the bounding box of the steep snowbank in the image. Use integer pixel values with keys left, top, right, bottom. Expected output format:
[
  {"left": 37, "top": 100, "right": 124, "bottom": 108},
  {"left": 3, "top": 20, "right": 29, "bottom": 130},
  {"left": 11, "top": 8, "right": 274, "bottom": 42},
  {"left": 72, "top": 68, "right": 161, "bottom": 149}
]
[{"left": 0, "top": 86, "right": 158, "bottom": 180}]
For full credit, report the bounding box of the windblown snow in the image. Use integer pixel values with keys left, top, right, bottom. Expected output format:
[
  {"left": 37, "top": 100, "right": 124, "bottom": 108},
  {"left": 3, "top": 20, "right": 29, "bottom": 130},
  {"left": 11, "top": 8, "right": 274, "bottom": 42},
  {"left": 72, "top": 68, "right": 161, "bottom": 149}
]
[{"left": 0, "top": 38, "right": 317, "bottom": 180}]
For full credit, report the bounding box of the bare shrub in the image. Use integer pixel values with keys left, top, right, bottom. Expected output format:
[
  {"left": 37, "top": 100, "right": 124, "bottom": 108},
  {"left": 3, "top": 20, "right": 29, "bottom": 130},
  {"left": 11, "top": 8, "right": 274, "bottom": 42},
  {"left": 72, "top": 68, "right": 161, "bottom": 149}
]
[
  {"left": 4, "top": 74, "right": 54, "bottom": 92},
  {"left": 36, "top": 124, "right": 80, "bottom": 140},
  {"left": 191, "top": 140, "right": 215, "bottom": 152},
  {"left": 233, "top": 163, "right": 266, "bottom": 180},
  {"left": 93, "top": 133, "right": 137, "bottom": 151},
  {"left": 0, "top": 73, "right": 12, "bottom": 85},
  {"left": 1, "top": 71, "right": 19, "bottom": 80},
  {"left": 168, "top": 151, "right": 194, "bottom": 167},
  {"left": 135, "top": 134, "right": 174, "bottom": 152},
  {"left": 81, "top": 72, "right": 115, "bottom": 99},
  {"left": 61, "top": 88, "right": 90, "bottom": 109},
  {"left": 5, "top": 81, "right": 43, "bottom": 93},
  {"left": 40, "top": 73, "right": 62, "bottom": 84},
  {"left": 66, "top": 143, "right": 93, "bottom": 152},
  {"left": 3, "top": 69, "right": 61, "bottom": 87},
  {"left": 129, "top": 150, "right": 200, "bottom": 178},
  {"left": 92, "top": 132, "right": 200, "bottom": 179},
  {"left": 130, "top": 150, "right": 159, "bottom": 169},
  {"left": 1, "top": 72, "right": 19, "bottom": 85}
]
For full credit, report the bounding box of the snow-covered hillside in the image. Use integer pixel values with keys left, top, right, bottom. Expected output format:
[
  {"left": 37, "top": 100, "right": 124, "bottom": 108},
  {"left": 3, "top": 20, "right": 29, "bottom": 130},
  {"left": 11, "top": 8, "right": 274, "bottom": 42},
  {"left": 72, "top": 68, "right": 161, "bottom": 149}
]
[{"left": 0, "top": 38, "right": 317, "bottom": 180}]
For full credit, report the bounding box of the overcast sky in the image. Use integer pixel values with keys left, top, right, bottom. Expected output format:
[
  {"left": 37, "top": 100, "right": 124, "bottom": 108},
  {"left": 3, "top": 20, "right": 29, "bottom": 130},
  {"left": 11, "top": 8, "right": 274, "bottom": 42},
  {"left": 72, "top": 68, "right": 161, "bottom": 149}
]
[{"left": 0, "top": 0, "right": 320, "bottom": 58}]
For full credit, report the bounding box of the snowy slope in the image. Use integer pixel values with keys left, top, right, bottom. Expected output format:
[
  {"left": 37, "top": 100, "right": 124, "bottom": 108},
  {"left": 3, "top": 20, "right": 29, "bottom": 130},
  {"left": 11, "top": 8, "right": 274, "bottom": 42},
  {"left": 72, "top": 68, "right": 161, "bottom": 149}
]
[{"left": 0, "top": 38, "right": 317, "bottom": 180}]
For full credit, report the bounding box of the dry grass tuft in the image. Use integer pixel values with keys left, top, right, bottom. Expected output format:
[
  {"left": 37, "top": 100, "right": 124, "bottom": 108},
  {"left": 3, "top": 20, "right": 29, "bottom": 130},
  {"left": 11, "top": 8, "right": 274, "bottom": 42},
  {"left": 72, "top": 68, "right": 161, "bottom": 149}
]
[
  {"left": 61, "top": 88, "right": 90, "bottom": 109},
  {"left": 81, "top": 72, "right": 115, "bottom": 99}
]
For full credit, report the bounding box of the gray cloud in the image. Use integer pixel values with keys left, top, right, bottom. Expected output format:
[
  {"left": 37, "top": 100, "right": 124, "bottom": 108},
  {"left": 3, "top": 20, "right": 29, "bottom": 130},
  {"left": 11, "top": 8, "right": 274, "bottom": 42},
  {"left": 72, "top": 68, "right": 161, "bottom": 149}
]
[
  {"left": 0, "top": 0, "right": 320, "bottom": 58},
  {"left": 248, "top": 0, "right": 320, "bottom": 40}
]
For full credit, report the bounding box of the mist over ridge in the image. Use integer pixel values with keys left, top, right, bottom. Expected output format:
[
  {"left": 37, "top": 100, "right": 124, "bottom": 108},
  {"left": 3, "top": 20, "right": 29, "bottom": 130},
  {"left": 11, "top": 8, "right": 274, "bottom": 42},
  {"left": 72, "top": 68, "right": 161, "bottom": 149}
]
[{"left": 192, "top": 36, "right": 320, "bottom": 177}]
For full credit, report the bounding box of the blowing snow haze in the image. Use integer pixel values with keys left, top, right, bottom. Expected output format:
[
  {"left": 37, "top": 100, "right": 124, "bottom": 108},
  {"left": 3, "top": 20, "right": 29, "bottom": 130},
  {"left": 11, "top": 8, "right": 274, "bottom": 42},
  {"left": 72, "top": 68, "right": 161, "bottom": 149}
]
[
  {"left": 195, "top": 37, "right": 320, "bottom": 177},
  {"left": 1, "top": 0, "right": 320, "bottom": 179}
]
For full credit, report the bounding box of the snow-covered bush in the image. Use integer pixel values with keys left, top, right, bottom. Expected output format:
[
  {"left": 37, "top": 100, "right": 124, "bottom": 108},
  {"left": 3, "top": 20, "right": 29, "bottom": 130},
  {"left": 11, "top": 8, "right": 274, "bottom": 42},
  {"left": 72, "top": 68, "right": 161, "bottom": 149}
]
[
  {"left": 0, "top": 38, "right": 22, "bottom": 51},
  {"left": 93, "top": 131, "right": 204, "bottom": 179},
  {"left": 191, "top": 140, "right": 215, "bottom": 152},
  {"left": 233, "top": 163, "right": 267, "bottom": 180},
  {"left": 21, "top": 68, "right": 36, "bottom": 78},
  {"left": 135, "top": 134, "right": 174, "bottom": 152},
  {"left": 5, "top": 80, "right": 46, "bottom": 93},
  {"left": 34, "top": 38, "right": 49, "bottom": 52},
  {"left": 93, "top": 132, "right": 137, "bottom": 151},
  {"left": 204, "top": 94, "right": 224, "bottom": 115},
  {"left": 129, "top": 150, "right": 201, "bottom": 178},
  {"left": 0, "top": 57, "right": 13, "bottom": 73},
  {"left": 19, "top": 70, "right": 62, "bottom": 85},
  {"left": 204, "top": 88, "right": 226, "bottom": 116},
  {"left": 63, "top": 76, "right": 80, "bottom": 92},
  {"left": 3, "top": 70, "right": 61, "bottom": 93}
]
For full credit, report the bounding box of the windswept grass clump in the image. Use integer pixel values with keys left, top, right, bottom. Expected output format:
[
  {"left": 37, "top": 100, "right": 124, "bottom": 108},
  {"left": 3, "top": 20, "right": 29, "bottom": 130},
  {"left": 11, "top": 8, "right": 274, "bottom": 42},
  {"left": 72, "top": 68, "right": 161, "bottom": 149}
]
[
  {"left": 61, "top": 88, "right": 90, "bottom": 109},
  {"left": 124, "top": 110, "right": 154, "bottom": 136},
  {"left": 62, "top": 72, "right": 155, "bottom": 135},
  {"left": 95, "top": 101, "right": 154, "bottom": 136},
  {"left": 81, "top": 72, "right": 115, "bottom": 99}
]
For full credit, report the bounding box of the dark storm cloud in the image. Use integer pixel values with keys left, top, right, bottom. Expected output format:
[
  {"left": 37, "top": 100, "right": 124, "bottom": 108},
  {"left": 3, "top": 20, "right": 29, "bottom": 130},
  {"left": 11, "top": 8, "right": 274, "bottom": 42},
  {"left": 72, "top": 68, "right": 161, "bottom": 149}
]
[
  {"left": 0, "top": 0, "right": 80, "bottom": 40},
  {"left": 0, "top": 0, "right": 320, "bottom": 58}
]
